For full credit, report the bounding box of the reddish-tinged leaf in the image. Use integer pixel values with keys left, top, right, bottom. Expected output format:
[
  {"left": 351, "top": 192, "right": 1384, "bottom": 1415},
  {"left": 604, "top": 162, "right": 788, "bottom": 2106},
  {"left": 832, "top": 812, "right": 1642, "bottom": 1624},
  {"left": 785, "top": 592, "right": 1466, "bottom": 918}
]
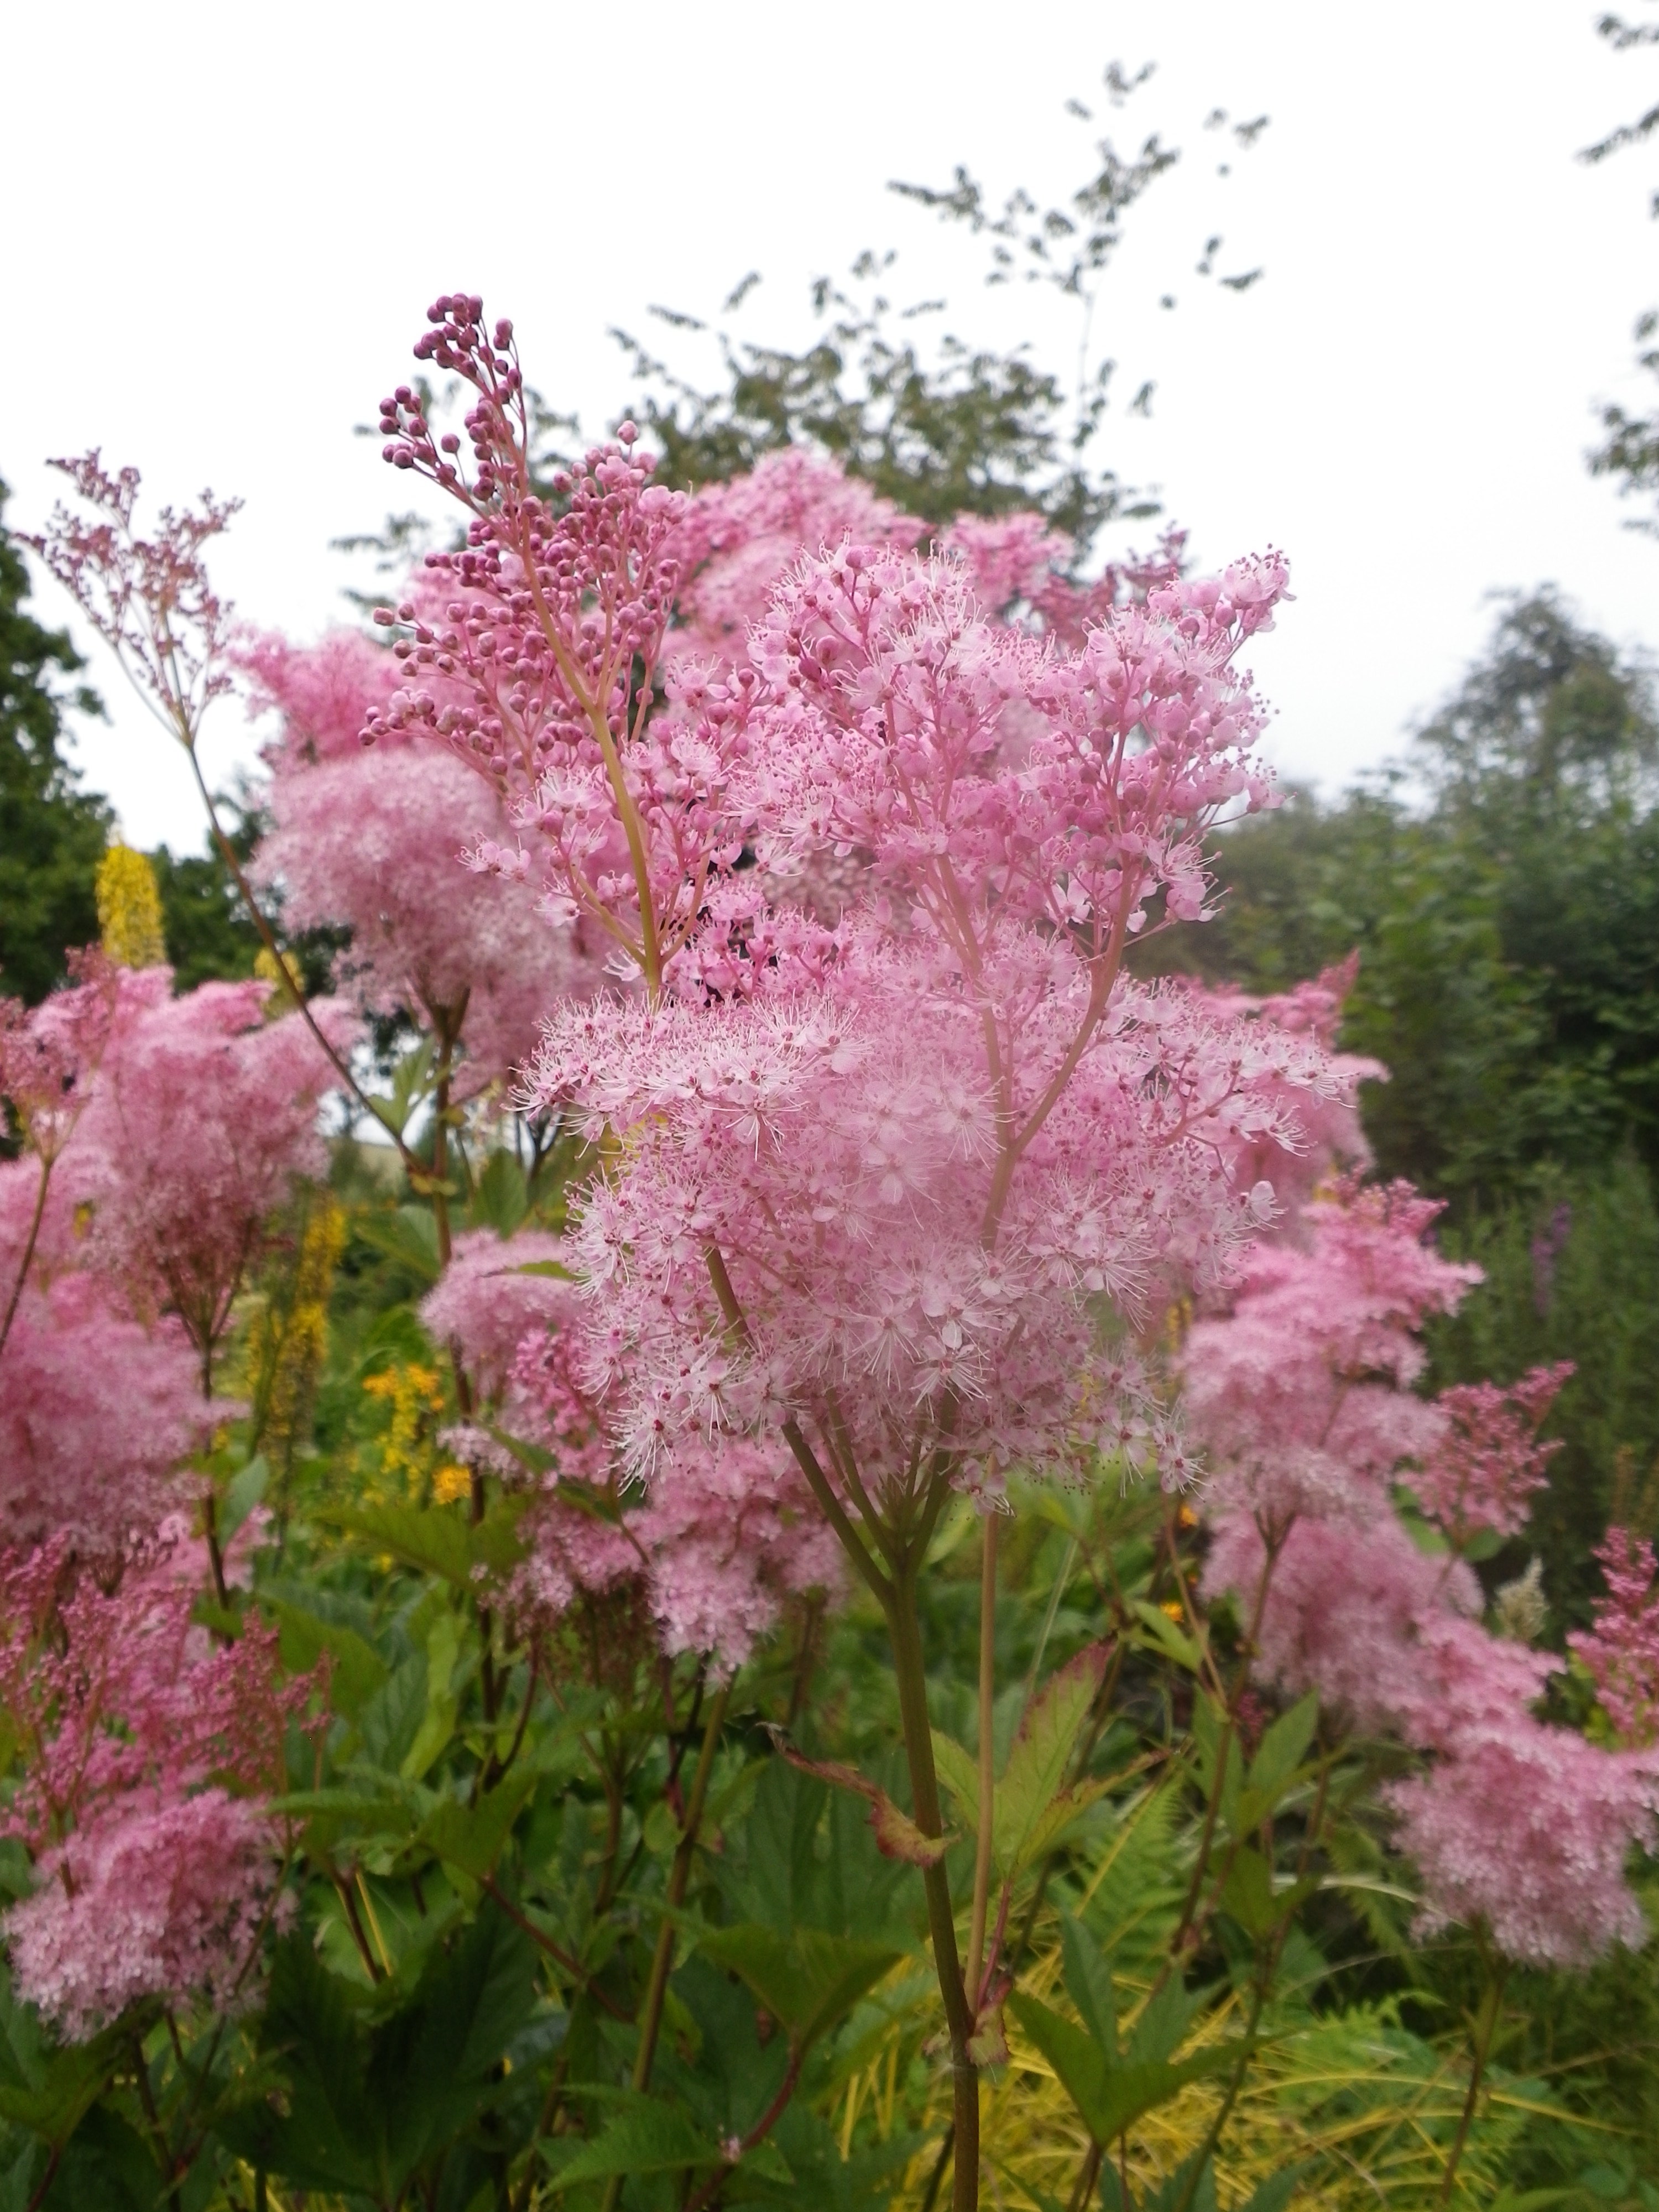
[
  {"left": 768, "top": 1734, "right": 952, "bottom": 1866},
  {"left": 967, "top": 2004, "right": 1010, "bottom": 2068}
]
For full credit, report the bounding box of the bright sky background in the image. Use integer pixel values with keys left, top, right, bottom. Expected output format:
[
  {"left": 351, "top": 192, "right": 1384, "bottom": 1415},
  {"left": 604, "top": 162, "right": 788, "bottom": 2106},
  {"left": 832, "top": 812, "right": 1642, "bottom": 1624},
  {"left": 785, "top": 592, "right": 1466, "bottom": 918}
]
[{"left": 6, "top": 0, "right": 1659, "bottom": 849}]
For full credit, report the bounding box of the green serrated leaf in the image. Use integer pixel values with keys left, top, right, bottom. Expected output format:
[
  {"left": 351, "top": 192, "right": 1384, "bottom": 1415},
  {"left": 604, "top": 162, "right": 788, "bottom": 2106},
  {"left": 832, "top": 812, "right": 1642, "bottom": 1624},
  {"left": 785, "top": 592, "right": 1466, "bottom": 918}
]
[
  {"left": 769, "top": 1741, "right": 950, "bottom": 1865},
  {"left": 469, "top": 1150, "right": 529, "bottom": 1237},
  {"left": 317, "top": 1499, "right": 526, "bottom": 1585},
  {"left": 1242, "top": 1692, "right": 1319, "bottom": 1820},
  {"left": 0, "top": 2030, "right": 121, "bottom": 2146},
  {"left": 1191, "top": 1697, "right": 1240, "bottom": 1838},
  {"left": 543, "top": 2098, "right": 721, "bottom": 2185},
  {"left": 1140, "top": 2149, "right": 1218, "bottom": 2212},
  {"left": 995, "top": 1644, "right": 1109, "bottom": 1879},
  {"left": 356, "top": 1202, "right": 444, "bottom": 1284},
  {"left": 1218, "top": 1846, "right": 1276, "bottom": 1937},
  {"left": 932, "top": 1730, "right": 981, "bottom": 1834},
  {"left": 219, "top": 1452, "right": 269, "bottom": 1543},
  {"left": 1233, "top": 2163, "right": 1311, "bottom": 2212},
  {"left": 421, "top": 1767, "right": 540, "bottom": 1882},
  {"left": 400, "top": 1608, "right": 462, "bottom": 1783},
  {"left": 262, "top": 1597, "right": 389, "bottom": 1718},
  {"left": 1010, "top": 1989, "right": 1244, "bottom": 2148},
  {"left": 698, "top": 1924, "right": 900, "bottom": 2053},
  {"left": 1129, "top": 1599, "right": 1202, "bottom": 1673},
  {"left": 1058, "top": 1913, "right": 1117, "bottom": 2059},
  {"left": 1127, "top": 1975, "right": 1199, "bottom": 2069}
]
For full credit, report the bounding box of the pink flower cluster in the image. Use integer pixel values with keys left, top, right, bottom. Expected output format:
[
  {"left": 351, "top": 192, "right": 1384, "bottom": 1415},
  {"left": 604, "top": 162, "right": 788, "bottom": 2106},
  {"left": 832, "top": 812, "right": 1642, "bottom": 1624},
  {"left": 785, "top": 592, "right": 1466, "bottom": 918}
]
[
  {"left": 1411, "top": 1364, "right": 1574, "bottom": 1550},
  {"left": 0, "top": 1533, "right": 311, "bottom": 2036},
  {"left": 74, "top": 969, "right": 355, "bottom": 1383},
  {"left": 1191, "top": 1175, "right": 1653, "bottom": 1966},
  {"left": 1571, "top": 1527, "right": 1659, "bottom": 1749},
  {"left": 359, "top": 291, "right": 1353, "bottom": 1595},
  {"left": 1177, "top": 954, "right": 1383, "bottom": 1208},
  {"left": 534, "top": 979, "right": 1338, "bottom": 1506},
  {"left": 1, "top": 972, "right": 194, "bottom": 1555},
  {"left": 247, "top": 630, "right": 606, "bottom": 1094}
]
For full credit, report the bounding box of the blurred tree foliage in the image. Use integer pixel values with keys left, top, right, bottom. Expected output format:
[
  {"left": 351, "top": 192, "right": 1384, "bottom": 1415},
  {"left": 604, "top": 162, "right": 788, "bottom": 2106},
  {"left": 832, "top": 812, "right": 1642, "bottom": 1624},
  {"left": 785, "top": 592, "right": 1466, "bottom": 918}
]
[{"left": 0, "top": 476, "right": 110, "bottom": 1004}]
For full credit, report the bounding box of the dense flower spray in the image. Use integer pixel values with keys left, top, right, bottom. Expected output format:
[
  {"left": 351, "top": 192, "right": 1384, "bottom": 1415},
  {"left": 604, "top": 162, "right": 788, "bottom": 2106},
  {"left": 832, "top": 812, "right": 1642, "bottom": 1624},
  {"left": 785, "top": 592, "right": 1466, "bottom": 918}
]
[
  {"left": 75, "top": 971, "right": 354, "bottom": 1390},
  {"left": 1571, "top": 1526, "right": 1659, "bottom": 1749},
  {"left": 367, "top": 293, "right": 1354, "bottom": 2190},
  {"left": 7, "top": 294, "right": 1652, "bottom": 2212}
]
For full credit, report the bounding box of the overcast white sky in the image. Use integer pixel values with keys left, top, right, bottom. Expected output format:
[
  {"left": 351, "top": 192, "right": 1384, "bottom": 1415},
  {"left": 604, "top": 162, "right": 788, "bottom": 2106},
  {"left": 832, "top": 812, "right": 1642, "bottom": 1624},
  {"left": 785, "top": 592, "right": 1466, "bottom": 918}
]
[{"left": 6, "top": 0, "right": 1659, "bottom": 849}]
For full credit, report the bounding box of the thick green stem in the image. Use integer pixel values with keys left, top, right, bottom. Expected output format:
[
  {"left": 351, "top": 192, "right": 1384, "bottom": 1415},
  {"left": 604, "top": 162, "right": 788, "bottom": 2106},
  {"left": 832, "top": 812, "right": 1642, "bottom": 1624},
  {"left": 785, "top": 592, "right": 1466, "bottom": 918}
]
[
  {"left": 595, "top": 1686, "right": 730, "bottom": 2212},
  {"left": 966, "top": 1515, "right": 998, "bottom": 2003},
  {"left": 632, "top": 1681, "right": 729, "bottom": 2083},
  {"left": 1438, "top": 1965, "right": 1507, "bottom": 2207},
  {"left": 885, "top": 1568, "right": 979, "bottom": 2212}
]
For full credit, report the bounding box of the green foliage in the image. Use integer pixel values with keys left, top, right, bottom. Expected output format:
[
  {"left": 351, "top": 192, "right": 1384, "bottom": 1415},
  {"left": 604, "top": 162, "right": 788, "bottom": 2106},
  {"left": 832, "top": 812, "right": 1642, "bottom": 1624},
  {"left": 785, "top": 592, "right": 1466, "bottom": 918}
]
[
  {"left": 1172, "top": 592, "right": 1659, "bottom": 1210},
  {"left": 0, "top": 476, "right": 109, "bottom": 1005},
  {"left": 217, "top": 1903, "right": 541, "bottom": 2203}
]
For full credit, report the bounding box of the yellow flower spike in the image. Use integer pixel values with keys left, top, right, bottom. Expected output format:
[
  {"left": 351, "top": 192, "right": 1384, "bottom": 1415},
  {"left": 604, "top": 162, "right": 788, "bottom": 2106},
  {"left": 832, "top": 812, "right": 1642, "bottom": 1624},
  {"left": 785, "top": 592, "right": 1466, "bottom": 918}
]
[
  {"left": 95, "top": 843, "right": 166, "bottom": 969},
  {"left": 361, "top": 1360, "right": 450, "bottom": 1504}
]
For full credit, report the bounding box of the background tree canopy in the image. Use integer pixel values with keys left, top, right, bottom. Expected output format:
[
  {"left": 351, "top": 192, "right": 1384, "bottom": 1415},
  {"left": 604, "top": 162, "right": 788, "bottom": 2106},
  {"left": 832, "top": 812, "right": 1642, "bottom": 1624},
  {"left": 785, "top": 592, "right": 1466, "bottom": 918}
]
[{"left": 0, "top": 476, "right": 109, "bottom": 1004}]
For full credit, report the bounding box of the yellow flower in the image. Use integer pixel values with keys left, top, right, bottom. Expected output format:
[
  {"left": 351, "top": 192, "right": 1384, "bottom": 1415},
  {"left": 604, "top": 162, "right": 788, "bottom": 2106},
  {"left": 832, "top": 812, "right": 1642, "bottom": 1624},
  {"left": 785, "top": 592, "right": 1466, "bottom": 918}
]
[
  {"left": 432, "top": 1463, "right": 473, "bottom": 1507},
  {"left": 95, "top": 843, "right": 166, "bottom": 969},
  {"left": 360, "top": 1361, "right": 448, "bottom": 1505},
  {"left": 244, "top": 1200, "right": 346, "bottom": 1459}
]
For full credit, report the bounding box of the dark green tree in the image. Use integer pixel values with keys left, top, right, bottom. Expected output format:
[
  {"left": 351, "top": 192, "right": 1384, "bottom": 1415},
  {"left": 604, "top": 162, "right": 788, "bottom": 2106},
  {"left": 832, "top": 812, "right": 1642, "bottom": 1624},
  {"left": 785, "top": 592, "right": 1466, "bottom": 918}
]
[{"left": 0, "top": 476, "right": 111, "bottom": 1003}]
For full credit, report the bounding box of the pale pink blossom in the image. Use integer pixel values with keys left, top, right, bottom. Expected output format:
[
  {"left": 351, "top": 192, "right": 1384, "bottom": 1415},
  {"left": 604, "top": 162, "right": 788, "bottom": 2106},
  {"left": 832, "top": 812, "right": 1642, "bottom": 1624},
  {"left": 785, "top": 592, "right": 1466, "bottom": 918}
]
[
  {"left": 1411, "top": 1364, "right": 1574, "bottom": 1550},
  {"left": 1571, "top": 1527, "right": 1659, "bottom": 1749},
  {"left": 420, "top": 1227, "right": 580, "bottom": 1406},
  {"left": 75, "top": 972, "right": 355, "bottom": 1383},
  {"left": 247, "top": 630, "right": 605, "bottom": 1093},
  {"left": 0, "top": 1537, "right": 311, "bottom": 2032}
]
